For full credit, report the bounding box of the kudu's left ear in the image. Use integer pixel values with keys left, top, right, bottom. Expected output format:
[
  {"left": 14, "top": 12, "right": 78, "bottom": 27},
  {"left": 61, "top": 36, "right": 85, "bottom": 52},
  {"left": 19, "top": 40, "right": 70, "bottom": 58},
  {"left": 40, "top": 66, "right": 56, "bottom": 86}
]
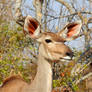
[
  {"left": 23, "top": 15, "right": 41, "bottom": 39},
  {"left": 57, "top": 21, "right": 82, "bottom": 41}
]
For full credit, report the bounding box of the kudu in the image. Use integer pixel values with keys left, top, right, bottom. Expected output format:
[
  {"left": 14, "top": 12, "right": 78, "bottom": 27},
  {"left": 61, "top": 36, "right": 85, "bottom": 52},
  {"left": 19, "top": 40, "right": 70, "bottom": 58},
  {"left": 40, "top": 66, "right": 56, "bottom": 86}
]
[{"left": 0, "top": 15, "right": 82, "bottom": 92}]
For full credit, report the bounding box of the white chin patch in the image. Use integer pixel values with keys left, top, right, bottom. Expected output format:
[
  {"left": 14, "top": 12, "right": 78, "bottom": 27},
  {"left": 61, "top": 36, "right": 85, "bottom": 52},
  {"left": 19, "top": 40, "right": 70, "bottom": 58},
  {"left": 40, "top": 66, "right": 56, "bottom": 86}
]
[
  {"left": 60, "top": 59, "right": 70, "bottom": 62},
  {"left": 60, "top": 56, "right": 72, "bottom": 62},
  {"left": 63, "top": 56, "right": 71, "bottom": 60}
]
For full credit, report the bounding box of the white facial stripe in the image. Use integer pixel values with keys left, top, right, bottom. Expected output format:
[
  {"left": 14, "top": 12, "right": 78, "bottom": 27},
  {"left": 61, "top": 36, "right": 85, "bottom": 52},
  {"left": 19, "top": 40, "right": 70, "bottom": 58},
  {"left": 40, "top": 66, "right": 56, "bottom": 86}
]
[
  {"left": 45, "top": 36, "right": 52, "bottom": 39},
  {"left": 54, "top": 42, "right": 63, "bottom": 44}
]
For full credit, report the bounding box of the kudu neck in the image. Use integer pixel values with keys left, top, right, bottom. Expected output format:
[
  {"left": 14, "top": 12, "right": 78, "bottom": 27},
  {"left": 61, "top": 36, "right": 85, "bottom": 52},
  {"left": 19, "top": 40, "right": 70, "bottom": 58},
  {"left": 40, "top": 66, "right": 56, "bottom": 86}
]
[{"left": 29, "top": 54, "right": 52, "bottom": 92}]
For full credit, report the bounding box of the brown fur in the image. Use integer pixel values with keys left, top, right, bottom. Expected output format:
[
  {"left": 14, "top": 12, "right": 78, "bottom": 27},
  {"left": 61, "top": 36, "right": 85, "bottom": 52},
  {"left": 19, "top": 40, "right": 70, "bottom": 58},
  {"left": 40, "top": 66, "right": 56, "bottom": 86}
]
[
  {"left": 2, "top": 75, "right": 24, "bottom": 87},
  {"left": 43, "top": 32, "right": 65, "bottom": 42}
]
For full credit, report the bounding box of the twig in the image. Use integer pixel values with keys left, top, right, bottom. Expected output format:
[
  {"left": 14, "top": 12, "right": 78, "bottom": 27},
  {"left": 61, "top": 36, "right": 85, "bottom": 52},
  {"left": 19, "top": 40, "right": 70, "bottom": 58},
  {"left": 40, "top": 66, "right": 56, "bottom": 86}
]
[
  {"left": 15, "top": 0, "right": 23, "bottom": 19},
  {"left": 75, "top": 72, "right": 92, "bottom": 85},
  {"left": 71, "top": 48, "right": 92, "bottom": 75},
  {"left": 56, "top": 0, "right": 74, "bottom": 14},
  {"left": 44, "top": 11, "right": 92, "bottom": 23}
]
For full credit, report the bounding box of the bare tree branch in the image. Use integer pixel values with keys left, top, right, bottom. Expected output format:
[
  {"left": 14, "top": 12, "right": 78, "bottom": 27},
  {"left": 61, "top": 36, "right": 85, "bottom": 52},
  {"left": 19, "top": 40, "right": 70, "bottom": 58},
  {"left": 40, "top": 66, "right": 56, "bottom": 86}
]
[
  {"left": 56, "top": 0, "right": 74, "bottom": 14},
  {"left": 33, "top": 0, "right": 42, "bottom": 24},
  {"left": 71, "top": 48, "right": 92, "bottom": 75},
  {"left": 15, "top": 0, "right": 23, "bottom": 20},
  {"left": 75, "top": 72, "right": 92, "bottom": 85}
]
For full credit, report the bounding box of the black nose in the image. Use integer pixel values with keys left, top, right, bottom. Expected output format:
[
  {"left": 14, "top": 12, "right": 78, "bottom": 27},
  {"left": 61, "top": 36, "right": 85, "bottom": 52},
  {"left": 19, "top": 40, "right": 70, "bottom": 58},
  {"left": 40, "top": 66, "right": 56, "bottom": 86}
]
[{"left": 66, "top": 52, "right": 74, "bottom": 58}]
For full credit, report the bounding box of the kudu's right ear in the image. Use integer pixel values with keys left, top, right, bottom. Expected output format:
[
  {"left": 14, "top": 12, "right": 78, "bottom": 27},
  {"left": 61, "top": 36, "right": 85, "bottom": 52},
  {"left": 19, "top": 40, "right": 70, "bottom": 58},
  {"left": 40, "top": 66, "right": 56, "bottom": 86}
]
[{"left": 23, "top": 15, "right": 41, "bottom": 39}]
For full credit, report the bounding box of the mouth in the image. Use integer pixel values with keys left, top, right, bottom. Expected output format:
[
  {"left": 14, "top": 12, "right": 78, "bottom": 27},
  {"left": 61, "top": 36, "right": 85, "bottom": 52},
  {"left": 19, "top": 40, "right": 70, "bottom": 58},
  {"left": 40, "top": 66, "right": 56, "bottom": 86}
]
[
  {"left": 60, "top": 56, "right": 73, "bottom": 62},
  {"left": 60, "top": 59, "right": 72, "bottom": 62}
]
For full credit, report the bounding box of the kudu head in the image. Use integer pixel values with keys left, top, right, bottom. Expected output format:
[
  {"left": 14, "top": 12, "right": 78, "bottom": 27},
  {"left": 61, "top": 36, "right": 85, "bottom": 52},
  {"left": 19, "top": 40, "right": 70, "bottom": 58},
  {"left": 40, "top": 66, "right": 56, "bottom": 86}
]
[{"left": 24, "top": 15, "right": 82, "bottom": 62}]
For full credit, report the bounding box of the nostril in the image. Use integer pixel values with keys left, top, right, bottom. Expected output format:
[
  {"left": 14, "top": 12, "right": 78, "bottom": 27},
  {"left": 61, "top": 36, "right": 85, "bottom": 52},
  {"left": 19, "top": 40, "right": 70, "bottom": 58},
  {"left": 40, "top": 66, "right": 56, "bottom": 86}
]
[
  {"left": 66, "top": 52, "right": 71, "bottom": 56},
  {"left": 66, "top": 52, "right": 74, "bottom": 58}
]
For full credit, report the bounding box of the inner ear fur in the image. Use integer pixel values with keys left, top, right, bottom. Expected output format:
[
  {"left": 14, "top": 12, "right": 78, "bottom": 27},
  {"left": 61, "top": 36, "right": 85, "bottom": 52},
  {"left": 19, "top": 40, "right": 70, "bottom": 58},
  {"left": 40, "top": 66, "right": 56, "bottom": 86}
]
[
  {"left": 67, "top": 23, "right": 80, "bottom": 37},
  {"left": 23, "top": 15, "right": 41, "bottom": 39},
  {"left": 28, "top": 19, "right": 39, "bottom": 35}
]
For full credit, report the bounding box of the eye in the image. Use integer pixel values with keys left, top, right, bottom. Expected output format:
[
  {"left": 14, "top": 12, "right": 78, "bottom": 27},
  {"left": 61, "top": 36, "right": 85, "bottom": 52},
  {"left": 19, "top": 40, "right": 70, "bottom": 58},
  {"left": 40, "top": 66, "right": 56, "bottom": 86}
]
[{"left": 45, "top": 39, "right": 52, "bottom": 43}]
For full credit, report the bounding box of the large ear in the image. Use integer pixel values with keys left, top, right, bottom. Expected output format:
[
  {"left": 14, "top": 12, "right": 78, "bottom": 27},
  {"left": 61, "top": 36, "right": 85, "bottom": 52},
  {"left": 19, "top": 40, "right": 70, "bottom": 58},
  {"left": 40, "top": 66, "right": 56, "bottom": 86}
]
[
  {"left": 57, "top": 21, "right": 82, "bottom": 41},
  {"left": 23, "top": 15, "right": 41, "bottom": 39}
]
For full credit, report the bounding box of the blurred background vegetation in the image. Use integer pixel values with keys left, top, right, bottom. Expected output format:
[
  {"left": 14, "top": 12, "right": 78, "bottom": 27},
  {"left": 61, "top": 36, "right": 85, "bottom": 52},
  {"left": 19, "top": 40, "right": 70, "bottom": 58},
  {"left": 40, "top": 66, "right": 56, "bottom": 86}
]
[{"left": 0, "top": 23, "right": 37, "bottom": 84}]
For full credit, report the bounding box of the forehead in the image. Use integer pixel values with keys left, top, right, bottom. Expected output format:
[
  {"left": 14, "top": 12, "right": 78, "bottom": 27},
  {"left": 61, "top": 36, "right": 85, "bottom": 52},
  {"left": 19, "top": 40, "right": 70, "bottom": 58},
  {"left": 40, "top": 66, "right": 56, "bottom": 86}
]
[{"left": 43, "top": 32, "right": 65, "bottom": 42}]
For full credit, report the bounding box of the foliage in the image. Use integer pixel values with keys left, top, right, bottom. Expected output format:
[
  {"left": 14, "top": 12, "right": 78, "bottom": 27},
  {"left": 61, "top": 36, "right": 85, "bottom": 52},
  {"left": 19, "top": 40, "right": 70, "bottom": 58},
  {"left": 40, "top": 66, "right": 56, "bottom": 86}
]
[
  {"left": 0, "top": 24, "right": 36, "bottom": 84},
  {"left": 52, "top": 50, "right": 85, "bottom": 91}
]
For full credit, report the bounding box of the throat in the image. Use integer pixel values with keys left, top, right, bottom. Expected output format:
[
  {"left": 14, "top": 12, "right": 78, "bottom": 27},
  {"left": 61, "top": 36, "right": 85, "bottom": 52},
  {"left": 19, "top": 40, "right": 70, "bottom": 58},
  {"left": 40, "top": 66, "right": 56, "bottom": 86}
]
[{"left": 30, "top": 56, "right": 53, "bottom": 92}]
